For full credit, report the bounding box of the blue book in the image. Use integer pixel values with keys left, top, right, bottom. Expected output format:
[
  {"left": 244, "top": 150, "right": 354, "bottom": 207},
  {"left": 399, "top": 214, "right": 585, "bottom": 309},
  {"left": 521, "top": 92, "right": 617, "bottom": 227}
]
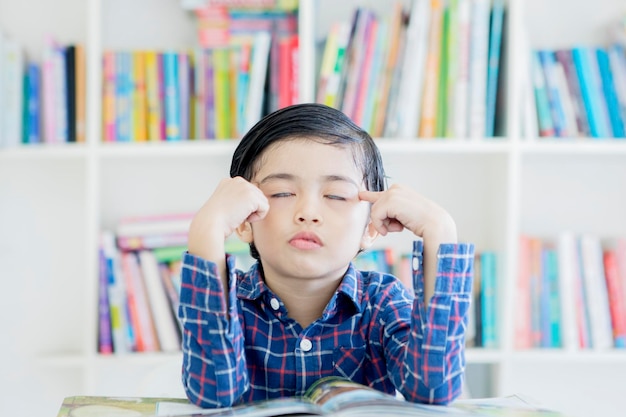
[
  {"left": 485, "top": 0, "right": 505, "bottom": 137},
  {"left": 531, "top": 52, "right": 554, "bottom": 136},
  {"left": 480, "top": 251, "right": 498, "bottom": 348},
  {"left": 163, "top": 51, "right": 181, "bottom": 141},
  {"left": 538, "top": 49, "right": 567, "bottom": 137},
  {"left": 26, "top": 63, "right": 41, "bottom": 143},
  {"left": 596, "top": 48, "right": 625, "bottom": 138},
  {"left": 115, "top": 51, "right": 132, "bottom": 142},
  {"left": 571, "top": 46, "right": 612, "bottom": 138}
]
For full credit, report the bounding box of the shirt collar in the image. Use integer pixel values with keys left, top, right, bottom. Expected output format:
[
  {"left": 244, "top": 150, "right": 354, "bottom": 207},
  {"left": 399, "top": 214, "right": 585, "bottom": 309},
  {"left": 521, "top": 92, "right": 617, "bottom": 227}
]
[{"left": 236, "top": 260, "right": 363, "bottom": 315}]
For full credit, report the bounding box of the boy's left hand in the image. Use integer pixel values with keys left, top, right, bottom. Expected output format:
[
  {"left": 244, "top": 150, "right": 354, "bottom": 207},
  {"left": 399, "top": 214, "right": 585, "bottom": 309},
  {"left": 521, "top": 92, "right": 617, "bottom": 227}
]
[{"left": 359, "top": 184, "right": 457, "bottom": 244}]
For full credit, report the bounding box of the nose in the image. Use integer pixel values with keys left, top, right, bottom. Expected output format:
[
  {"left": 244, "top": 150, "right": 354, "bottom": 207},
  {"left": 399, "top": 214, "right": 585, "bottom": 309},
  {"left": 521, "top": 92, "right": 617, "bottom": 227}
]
[{"left": 294, "top": 194, "right": 322, "bottom": 224}]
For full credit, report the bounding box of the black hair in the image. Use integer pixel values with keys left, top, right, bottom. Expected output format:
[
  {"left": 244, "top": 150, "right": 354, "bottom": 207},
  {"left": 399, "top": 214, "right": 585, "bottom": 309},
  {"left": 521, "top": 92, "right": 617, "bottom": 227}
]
[{"left": 230, "top": 103, "right": 386, "bottom": 259}]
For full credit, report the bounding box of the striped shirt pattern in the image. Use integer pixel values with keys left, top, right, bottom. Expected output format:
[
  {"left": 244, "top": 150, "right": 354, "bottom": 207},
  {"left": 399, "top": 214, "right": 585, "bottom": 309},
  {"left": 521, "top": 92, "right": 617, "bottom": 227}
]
[{"left": 179, "top": 240, "right": 474, "bottom": 408}]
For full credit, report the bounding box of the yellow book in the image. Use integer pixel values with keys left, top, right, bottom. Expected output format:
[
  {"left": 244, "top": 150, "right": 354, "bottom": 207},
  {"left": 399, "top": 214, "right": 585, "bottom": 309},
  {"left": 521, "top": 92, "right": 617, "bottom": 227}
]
[
  {"left": 132, "top": 51, "right": 148, "bottom": 141},
  {"left": 102, "top": 50, "right": 116, "bottom": 142},
  {"left": 213, "top": 47, "right": 232, "bottom": 139},
  {"left": 418, "top": 0, "right": 444, "bottom": 138},
  {"left": 144, "top": 50, "right": 162, "bottom": 141}
]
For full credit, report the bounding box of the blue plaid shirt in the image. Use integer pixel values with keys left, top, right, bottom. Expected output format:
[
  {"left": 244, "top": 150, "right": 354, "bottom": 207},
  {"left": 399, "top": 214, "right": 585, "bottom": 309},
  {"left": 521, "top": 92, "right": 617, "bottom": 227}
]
[{"left": 179, "top": 240, "right": 474, "bottom": 408}]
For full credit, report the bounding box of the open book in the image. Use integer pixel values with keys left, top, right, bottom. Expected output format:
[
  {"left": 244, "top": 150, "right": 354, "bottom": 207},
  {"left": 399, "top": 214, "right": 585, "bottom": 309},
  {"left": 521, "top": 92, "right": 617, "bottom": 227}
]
[{"left": 58, "top": 377, "right": 568, "bottom": 417}]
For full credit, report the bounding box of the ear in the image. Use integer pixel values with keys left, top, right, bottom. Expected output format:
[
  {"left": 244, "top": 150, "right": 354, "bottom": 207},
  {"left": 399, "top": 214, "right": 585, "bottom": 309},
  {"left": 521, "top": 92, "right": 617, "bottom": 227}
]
[
  {"left": 235, "top": 222, "right": 254, "bottom": 243},
  {"left": 359, "top": 221, "right": 379, "bottom": 250}
]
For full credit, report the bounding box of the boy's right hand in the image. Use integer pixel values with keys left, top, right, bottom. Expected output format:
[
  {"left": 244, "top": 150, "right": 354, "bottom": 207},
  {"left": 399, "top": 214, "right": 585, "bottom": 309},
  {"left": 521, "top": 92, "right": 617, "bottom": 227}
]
[{"left": 188, "top": 176, "right": 269, "bottom": 261}]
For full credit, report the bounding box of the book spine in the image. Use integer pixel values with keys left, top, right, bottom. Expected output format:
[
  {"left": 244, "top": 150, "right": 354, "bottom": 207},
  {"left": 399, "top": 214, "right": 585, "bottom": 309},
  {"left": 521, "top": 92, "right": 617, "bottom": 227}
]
[
  {"left": 163, "top": 51, "right": 181, "bottom": 141},
  {"left": 467, "top": 0, "right": 490, "bottom": 139},
  {"left": 26, "top": 63, "right": 41, "bottom": 144},
  {"left": 245, "top": 31, "right": 271, "bottom": 132},
  {"left": 480, "top": 251, "right": 498, "bottom": 348},
  {"left": 603, "top": 250, "right": 626, "bottom": 348},
  {"left": 204, "top": 48, "right": 216, "bottom": 139},
  {"left": 596, "top": 48, "right": 625, "bottom": 137},
  {"left": 213, "top": 47, "right": 232, "bottom": 139},
  {"left": 515, "top": 235, "right": 532, "bottom": 349},
  {"left": 139, "top": 250, "right": 181, "bottom": 352},
  {"left": 64, "top": 45, "right": 77, "bottom": 142},
  {"left": 572, "top": 47, "right": 612, "bottom": 138},
  {"left": 579, "top": 234, "right": 614, "bottom": 349},
  {"left": 530, "top": 52, "right": 554, "bottom": 137},
  {"left": 484, "top": 0, "right": 504, "bottom": 137},
  {"left": 98, "top": 248, "right": 114, "bottom": 354},
  {"left": 100, "top": 231, "right": 131, "bottom": 353},
  {"left": 75, "top": 44, "right": 87, "bottom": 142},
  {"left": 555, "top": 49, "right": 590, "bottom": 137},
  {"left": 557, "top": 232, "right": 583, "bottom": 350},
  {"left": 537, "top": 50, "right": 567, "bottom": 137},
  {"left": 418, "top": 0, "right": 443, "bottom": 138},
  {"left": 131, "top": 51, "right": 147, "bottom": 141},
  {"left": 179, "top": 51, "right": 191, "bottom": 140}
]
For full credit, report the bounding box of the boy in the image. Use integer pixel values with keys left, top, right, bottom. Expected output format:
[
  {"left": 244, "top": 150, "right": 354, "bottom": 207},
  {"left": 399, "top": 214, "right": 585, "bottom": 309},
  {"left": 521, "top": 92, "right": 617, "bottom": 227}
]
[{"left": 179, "top": 103, "right": 474, "bottom": 408}]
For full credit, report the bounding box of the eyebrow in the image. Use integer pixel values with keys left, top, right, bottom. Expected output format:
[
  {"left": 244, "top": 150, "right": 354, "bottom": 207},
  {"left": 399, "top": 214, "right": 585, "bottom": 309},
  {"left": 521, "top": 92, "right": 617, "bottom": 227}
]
[{"left": 257, "top": 173, "right": 360, "bottom": 188}]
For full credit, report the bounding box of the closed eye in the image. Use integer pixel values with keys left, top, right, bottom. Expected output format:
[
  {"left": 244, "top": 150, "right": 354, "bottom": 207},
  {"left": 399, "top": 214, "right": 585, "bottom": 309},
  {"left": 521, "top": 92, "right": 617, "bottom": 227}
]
[
  {"left": 271, "top": 192, "right": 295, "bottom": 198},
  {"left": 326, "top": 195, "right": 347, "bottom": 201}
]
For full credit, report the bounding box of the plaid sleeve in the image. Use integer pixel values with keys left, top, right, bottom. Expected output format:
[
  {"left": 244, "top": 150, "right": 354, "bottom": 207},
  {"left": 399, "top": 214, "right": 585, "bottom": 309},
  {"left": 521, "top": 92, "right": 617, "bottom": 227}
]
[
  {"left": 178, "top": 252, "right": 248, "bottom": 408},
  {"left": 396, "top": 240, "right": 475, "bottom": 405}
]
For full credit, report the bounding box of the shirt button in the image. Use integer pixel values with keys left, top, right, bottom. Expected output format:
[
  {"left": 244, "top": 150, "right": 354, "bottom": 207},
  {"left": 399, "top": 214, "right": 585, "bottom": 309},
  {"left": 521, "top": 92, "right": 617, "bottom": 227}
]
[
  {"left": 270, "top": 298, "right": 280, "bottom": 310},
  {"left": 412, "top": 256, "right": 419, "bottom": 271},
  {"left": 300, "top": 338, "right": 313, "bottom": 352}
]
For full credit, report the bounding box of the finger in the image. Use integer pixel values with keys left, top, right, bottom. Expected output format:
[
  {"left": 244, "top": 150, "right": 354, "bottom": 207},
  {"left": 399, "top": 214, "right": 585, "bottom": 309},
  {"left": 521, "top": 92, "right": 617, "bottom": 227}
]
[{"left": 358, "top": 190, "right": 381, "bottom": 203}]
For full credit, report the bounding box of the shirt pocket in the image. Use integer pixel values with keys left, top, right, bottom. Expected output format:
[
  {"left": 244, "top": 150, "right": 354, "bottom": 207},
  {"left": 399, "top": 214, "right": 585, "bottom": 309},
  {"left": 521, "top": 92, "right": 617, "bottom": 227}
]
[{"left": 332, "top": 345, "right": 367, "bottom": 380}]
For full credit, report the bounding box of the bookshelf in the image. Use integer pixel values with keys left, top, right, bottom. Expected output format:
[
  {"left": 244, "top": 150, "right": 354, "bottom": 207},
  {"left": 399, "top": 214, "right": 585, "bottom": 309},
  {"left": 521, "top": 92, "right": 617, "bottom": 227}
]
[{"left": 1, "top": 1, "right": 626, "bottom": 417}]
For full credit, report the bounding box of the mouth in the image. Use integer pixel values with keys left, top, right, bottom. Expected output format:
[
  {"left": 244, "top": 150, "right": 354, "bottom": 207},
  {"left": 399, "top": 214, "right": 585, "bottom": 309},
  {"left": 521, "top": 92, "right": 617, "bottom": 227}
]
[{"left": 289, "top": 232, "right": 322, "bottom": 250}]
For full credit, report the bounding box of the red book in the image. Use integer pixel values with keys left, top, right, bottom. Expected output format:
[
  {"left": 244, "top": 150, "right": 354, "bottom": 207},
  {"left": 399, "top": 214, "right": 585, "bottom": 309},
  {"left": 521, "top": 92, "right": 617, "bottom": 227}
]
[{"left": 603, "top": 250, "right": 626, "bottom": 347}]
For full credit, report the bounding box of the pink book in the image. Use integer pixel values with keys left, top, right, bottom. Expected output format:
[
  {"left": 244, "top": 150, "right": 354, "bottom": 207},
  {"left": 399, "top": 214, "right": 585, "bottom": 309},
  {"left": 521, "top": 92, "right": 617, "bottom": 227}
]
[{"left": 42, "top": 35, "right": 57, "bottom": 143}]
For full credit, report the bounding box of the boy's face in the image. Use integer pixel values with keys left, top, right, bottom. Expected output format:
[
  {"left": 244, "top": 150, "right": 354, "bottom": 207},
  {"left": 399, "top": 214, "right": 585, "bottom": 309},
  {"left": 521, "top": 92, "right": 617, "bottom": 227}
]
[{"left": 240, "top": 138, "right": 377, "bottom": 284}]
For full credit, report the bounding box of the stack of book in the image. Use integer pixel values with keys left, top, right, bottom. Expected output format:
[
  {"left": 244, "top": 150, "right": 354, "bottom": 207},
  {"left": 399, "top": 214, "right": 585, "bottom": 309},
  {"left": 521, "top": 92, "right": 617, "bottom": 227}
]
[
  {"left": 316, "top": 0, "right": 506, "bottom": 139},
  {"left": 515, "top": 233, "right": 626, "bottom": 350},
  {"left": 0, "top": 31, "right": 86, "bottom": 147}
]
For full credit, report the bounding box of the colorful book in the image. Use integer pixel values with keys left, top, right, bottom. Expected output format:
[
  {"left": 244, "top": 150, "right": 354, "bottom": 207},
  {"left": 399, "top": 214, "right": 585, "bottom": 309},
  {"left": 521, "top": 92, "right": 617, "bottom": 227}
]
[
  {"left": 371, "top": 2, "right": 405, "bottom": 137},
  {"left": 102, "top": 51, "right": 117, "bottom": 142},
  {"left": 418, "top": 0, "right": 444, "bottom": 138},
  {"left": 115, "top": 51, "right": 132, "bottom": 142},
  {"left": 607, "top": 44, "right": 626, "bottom": 137},
  {"left": 485, "top": 0, "right": 505, "bottom": 138},
  {"left": 100, "top": 231, "right": 132, "bottom": 353},
  {"left": 555, "top": 49, "right": 590, "bottom": 137},
  {"left": 571, "top": 46, "right": 612, "bottom": 138},
  {"left": 603, "top": 249, "right": 626, "bottom": 348},
  {"left": 97, "top": 247, "right": 113, "bottom": 354},
  {"left": 578, "top": 234, "right": 613, "bottom": 349},
  {"left": 132, "top": 51, "right": 148, "bottom": 141},
  {"left": 138, "top": 250, "right": 181, "bottom": 352},
  {"left": 515, "top": 235, "right": 533, "bottom": 349},
  {"left": 163, "top": 51, "right": 182, "bottom": 141},
  {"left": 450, "top": 0, "right": 472, "bottom": 138},
  {"left": 25, "top": 63, "right": 41, "bottom": 144},
  {"left": 74, "top": 44, "right": 87, "bottom": 142},
  {"left": 530, "top": 51, "right": 555, "bottom": 137},
  {"left": 122, "top": 251, "right": 160, "bottom": 352},
  {"left": 145, "top": 50, "right": 163, "bottom": 141},
  {"left": 596, "top": 47, "right": 625, "bottom": 137},
  {"left": 537, "top": 50, "right": 567, "bottom": 137},
  {"left": 390, "top": 0, "right": 430, "bottom": 138},
  {"left": 480, "top": 251, "right": 498, "bottom": 348},
  {"left": 557, "top": 232, "right": 585, "bottom": 350},
  {"left": 64, "top": 45, "right": 77, "bottom": 142},
  {"left": 245, "top": 31, "right": 271, "bottom": 132},
  {"left": 467, "top": 0, "right": 490, "bottom": 139}
]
